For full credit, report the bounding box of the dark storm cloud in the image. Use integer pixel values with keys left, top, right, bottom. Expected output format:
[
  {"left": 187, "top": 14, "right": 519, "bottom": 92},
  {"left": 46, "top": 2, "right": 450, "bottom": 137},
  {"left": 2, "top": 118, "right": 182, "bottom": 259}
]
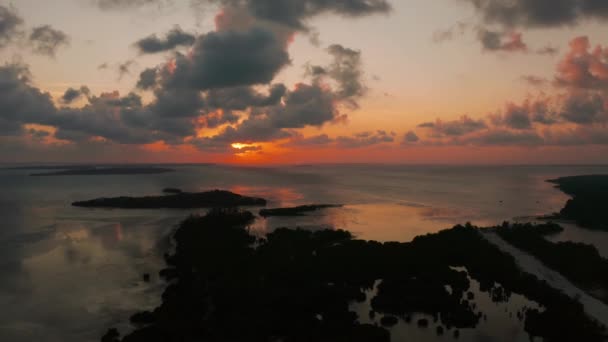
[
  {"left": 61, "top": 86, "right": 90, "bottom": 104},
  {"left": 136, "top": 68, "right": 158, "bottom": 90},
  {"left": 205, "top": 84, "right": 286, "bottom": 110},
  {"left": 186, "top": 27, "right": 290, "bottom": 89},
  {"left": 0, "top": 63, "right": 56, "bottom": 129},
  {"left": 418, "top": 116, "right": 487, "bottom": 137},
  {"left": 198, "top": 0, "right": 392, "bottom": 30},
  {"left": 29, "top": 25, "right": 70, "bottom": 57},
  {"left": 0, "top": 5, "right": 23, "bottom": 48},
  {"left": 27, "top": 128, "right": 50, "bottom": 139},
  {"left": 268, "top": 83, "right": 336, "bottom": 128},
  {"left": 135, "top": 27, "right": 196, "bottom": 54},
  {"left": 460, "top": 0, "right": 608, "bottom": 28}
]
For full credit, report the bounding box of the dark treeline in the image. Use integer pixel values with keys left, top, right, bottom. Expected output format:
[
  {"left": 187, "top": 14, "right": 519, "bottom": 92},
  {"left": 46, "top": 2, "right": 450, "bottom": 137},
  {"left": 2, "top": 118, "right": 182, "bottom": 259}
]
[
  {"left": 496, "top": 222, "right": 608, "bottom": 304},
  {"left": 102, "top": 210, "right": 606, "bottom": 342},
  {"left": 259, "top": 204, "right": 343, "bottom": 217},
  {"left": 548, "top": 175, "right": 608, "bottom": 231},
  {"left": 72, "top": 190, "right": 267, "bottom": 209}
]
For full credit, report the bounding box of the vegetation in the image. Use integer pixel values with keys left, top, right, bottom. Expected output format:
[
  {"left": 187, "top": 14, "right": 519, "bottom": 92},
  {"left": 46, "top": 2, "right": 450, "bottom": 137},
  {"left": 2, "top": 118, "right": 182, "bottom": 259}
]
[
  {"left": 496, "top": 222, "right": 608, "bottom": 304},
  {"left": 103, "top": 211, "right": 607, "bottom": 342},
  {"left": 548, "top": 175, "right": 608, "bottom": 231},
  {"left": 259, "top": 204, "right": 343, "bottom": 217},
  {"left": 72, "top": 190, "right": 267, "bottom": 209}
]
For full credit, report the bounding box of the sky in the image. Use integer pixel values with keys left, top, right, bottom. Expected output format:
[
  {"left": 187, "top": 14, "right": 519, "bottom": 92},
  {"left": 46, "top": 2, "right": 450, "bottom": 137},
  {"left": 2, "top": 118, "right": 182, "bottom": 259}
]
[{"left": 1, "top": 0, "right": 608, "bottom": 164}]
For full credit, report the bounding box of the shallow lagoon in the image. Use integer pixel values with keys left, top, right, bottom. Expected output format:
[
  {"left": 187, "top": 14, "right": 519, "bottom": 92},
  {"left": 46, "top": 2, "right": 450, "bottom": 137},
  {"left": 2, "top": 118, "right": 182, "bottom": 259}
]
[{"left": 1, "top": 164, "right": 607, "bottom": 341}]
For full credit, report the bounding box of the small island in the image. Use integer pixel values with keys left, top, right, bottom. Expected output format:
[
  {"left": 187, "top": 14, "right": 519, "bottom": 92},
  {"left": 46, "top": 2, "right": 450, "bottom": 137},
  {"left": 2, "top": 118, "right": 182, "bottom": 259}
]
[
  {"left": 72, "top": 190, "right": 267, "bottom": 209},
  {"left": 259, "top": 204, "right": 343, "bottom": 217},
  {"left": 547, "top": 175, "right": 608, "bottom": 231},
  {"left": 31, "top": 167, "right": 175, "bottom": 177}
]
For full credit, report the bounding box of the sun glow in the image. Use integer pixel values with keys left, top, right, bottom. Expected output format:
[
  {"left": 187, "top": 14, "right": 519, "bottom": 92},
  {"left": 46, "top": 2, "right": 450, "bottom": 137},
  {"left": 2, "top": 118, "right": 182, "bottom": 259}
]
[{"left": 231, "top": 143, "right": 252, "bottom": 150}]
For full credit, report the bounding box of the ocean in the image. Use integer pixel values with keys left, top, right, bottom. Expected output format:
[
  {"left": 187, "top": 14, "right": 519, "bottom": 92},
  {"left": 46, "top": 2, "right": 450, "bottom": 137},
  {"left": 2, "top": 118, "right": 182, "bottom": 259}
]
[{"left": 1, "top": 164, "right": 607, "bottom": 342}]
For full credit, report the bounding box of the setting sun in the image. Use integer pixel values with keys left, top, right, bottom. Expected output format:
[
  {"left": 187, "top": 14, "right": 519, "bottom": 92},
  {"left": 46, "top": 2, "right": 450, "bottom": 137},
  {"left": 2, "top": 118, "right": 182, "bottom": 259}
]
[{"left": 231, "top": 143, "right": 252, "bottom": 150}]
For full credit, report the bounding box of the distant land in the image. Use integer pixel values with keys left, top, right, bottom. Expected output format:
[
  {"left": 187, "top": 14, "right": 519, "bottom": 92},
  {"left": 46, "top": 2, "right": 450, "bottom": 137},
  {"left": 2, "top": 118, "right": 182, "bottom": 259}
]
[
  {"left": 259, "top": 204, "right": 343, "bottom": 217},
  {"left": 547, "top": 175, "right": 608, "bottom": 231},
  {"left": 72, "top": 190, "right": 267, "bottom": 209},
  {"left": 30, "top": 167, "right": 175, "bottom": 176}
]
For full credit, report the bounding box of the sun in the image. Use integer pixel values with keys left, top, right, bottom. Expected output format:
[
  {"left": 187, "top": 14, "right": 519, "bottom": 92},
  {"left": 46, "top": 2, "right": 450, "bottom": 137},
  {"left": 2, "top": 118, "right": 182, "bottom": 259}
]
[{"left": 231, "top": 143, "right": 252, "bottom": 150}]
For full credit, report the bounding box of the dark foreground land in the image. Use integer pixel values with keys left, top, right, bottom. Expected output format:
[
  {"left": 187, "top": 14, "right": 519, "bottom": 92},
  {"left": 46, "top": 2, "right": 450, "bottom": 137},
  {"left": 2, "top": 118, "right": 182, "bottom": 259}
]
[
  {"left": 103, "top": 210, "right": 606, "bottom": 342},
  {"left": 496, "top": 222, "right": 608, "bottom": 304},
  {"left": 31, "top": 167, "right": 175, "bottom": 176},
  {"left": 73, "top": 190, "right": 267, "bottom": 209},
  {"left": 548, "top": 175, "right": 608, "bottom": 230},
  {"left": 259, "top": 204, "right": 343, "bottom": 217}
]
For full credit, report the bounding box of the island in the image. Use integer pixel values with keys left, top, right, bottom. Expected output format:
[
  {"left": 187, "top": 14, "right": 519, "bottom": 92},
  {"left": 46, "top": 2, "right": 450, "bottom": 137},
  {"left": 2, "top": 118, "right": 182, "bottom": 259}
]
[
  {"left": 547, "top": 175, "right": 608, "bottom": 231},
  {"left": 259, "top": 204, "right": 343, "bottom": 217},
  {"left": 72, "top": 190, "right": 267, "bottom": 209},
  {"left": 102, "top": 210, "right": 606, "bottom": 342},
  {"left": 31, "top": 167, "right": 175, "bottom": 176},
  {"left": 162, "top": 188, "right": 183, "bottom": 194}
]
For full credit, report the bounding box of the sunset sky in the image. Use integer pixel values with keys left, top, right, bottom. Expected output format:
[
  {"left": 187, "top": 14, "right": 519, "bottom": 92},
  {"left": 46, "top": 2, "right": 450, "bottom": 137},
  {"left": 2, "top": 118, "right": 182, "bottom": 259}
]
[{"left": 1, "top": 0, "right": 608, "bottom": 164}]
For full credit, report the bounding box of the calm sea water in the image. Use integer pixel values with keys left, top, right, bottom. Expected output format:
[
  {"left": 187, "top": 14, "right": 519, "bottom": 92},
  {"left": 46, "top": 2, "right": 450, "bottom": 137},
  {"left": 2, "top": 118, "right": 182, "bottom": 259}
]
[{"left": 1, "top": 164, "right": 607, "bottom": 342}]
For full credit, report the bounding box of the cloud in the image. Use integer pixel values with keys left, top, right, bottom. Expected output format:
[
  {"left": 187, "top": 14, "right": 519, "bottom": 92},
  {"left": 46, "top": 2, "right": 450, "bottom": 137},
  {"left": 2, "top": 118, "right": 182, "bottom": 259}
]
[
  {"left": 336, "top": 130, "right": 395, "bottom": 148},
  {"left": 325, "top": 44, "right": 366, "bottom": 105},
  {"left": 117, "top": 60, "right": 136, "bottom": 79},
  {"left": 462, "top": 129, "right": 544, "bottom": 146},
  {"left": 403, "top": 131, "right": 420, "bottom": 143},
  {"left": 0, "top": 63, "right": 56, "bottom": 135},
  {"left": 0, "top": 5, "right": 23, "bottom": 48},
  {"left": 166, "top": 27, "right": 290, "bottom": 90},
  {"left": 521, "top": 75, "right": 548, "bottom": 86},
  {"left": 134, "top": 26, "right": 195, "bottom": 54},
  {"left": 285, "top": 131, "right": 395, "bottom": 149},
  {"left": 204, "top": 83, "right": 286, "bottom": 110},
  {"left": 28, "top": 25, "right": 70, "bottom": 57},
  {"left": 478, "top": 29, "right": 527, "bottom": 52},
  {"left": 558, "top": 92, "right": 607, "bottom": 124},
  {"left": 555, "top": 36, "right": 608, "bottom": 90},
  {"left": 136, "top": 68, "right": 158, "bottom": 90},
  {"left": 458, "top": 0, "right": 608, "bottom": 29},
  {"left": 95, "top": 0, "right": 170, "bottom": 10},
  {"left": 537, "top": 45, "right": 559, "bottom": 56},
  {"left": 61, "top": 86, "right": 90, "bottom": 104},
  {"left": 493, "top": 100, "right": 558, "bottom": 129},
  {"left": 432, "top": 22, "right": 470, "bottom": 43},
  {"left": 418, "top": 115, "right": 487, "bottom": 137},
  {"left": 198, "top": 0, "right": 392, "bottom": 31}
]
